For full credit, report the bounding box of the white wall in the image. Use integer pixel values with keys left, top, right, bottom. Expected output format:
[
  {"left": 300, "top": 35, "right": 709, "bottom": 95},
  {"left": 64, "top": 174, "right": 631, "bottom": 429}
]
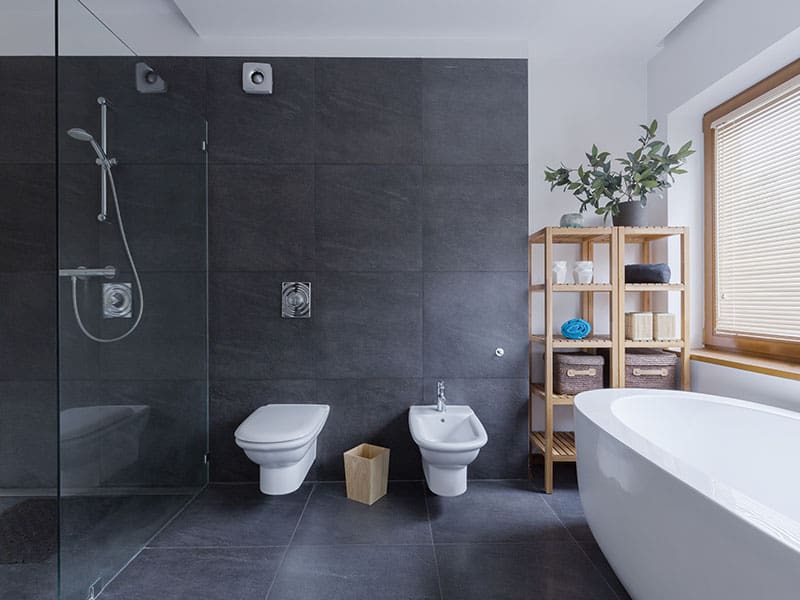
[
  {"left": 529, "top": 57, "right": 648, "bottom": 429},
  {"left": 648, "top": 0, "right": 800, "bottom": 410}
]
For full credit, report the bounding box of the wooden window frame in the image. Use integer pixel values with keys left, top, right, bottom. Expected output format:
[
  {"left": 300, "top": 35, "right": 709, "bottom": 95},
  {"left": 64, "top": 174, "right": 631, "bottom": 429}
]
[{"left": 703, "top": 58, "right": 800, "bottom": 361}]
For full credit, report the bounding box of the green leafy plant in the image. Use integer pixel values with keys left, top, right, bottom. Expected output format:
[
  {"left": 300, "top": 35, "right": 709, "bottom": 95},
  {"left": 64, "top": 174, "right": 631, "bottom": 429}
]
[{"left": 543, "top": 120, "right": 695, "bottom": 220}]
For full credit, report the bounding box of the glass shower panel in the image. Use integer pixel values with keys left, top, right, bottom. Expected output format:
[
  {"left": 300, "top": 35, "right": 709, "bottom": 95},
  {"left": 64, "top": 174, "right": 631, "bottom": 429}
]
[
  {"left": 0, "top": 2, "right": 58, "bottom": 599},
  {"left": 57, "top": 48, "right": 208, "bottom": 600}
]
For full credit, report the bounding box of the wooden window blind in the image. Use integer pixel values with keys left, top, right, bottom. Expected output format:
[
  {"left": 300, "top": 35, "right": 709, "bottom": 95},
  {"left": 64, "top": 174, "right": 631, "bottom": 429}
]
[{"left": 704, "top": 59, "right": 800, "bottom": 359}]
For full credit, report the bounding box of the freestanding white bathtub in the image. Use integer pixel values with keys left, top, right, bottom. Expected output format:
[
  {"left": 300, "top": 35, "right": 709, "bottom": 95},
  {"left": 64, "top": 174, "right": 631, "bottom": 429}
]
[{"left": 575, "top": 388, "right": 800, "bottom": 600}]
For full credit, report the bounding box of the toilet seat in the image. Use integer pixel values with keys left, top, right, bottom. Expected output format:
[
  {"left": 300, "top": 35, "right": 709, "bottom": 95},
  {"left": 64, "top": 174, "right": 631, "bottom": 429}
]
[{"left": 235, "top": 404, "right": 329, "bottom": 444}]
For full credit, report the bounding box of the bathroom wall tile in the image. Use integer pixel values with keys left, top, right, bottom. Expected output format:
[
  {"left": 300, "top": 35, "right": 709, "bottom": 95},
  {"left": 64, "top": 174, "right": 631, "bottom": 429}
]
[
  {"left": 209, "top": 164, "right": 314, "bottom": 271},
  {"left": 422, "top": 59, "right": 527, "bottom": 165},
  {"left": 98, "top": 271, "right": 206, "bottom": 380},
  {"left": 426, "top": 480, "right": 570, "bottom": 543},
  {"left": 58, "top": 276, "right": 100, "bottom": 380},
  {"left": 314, "top": 272, "right": 422, "bottom": 379},
  {"left": 423, "top": 165, "right": 528, "bottom": 271},
  {"left": 58, "top": 164, "right": 101, "bottom": 271},
  {"left": 0, "top": 57, "right": 56, "bottom": 164},
  {"left": 423, "top": 271, "right": 527, "bottom": 378},
  {"left": 101, "top": 547, "right": 283, "bottom": 600},
  {"left": 99, "top": 164, "right": 206, "bottom": 272},
  {"left": 0, "top": 381, "right": 57, "bottom": 488},
  {"left": 436, "top": 542, "right": 618, "bottom": 600},
  {"left": 0, "top": 273, "right": 56, "bottom": 380},
  {"left": 206, "top": 57, "right": 314, "bottom": 164},
  {"left": 315, "top": 165, "right": 422, "bottom": 272},
  {"left": 269, "top": 544, "right": 439, "bottom": 600},
  {"left": 59, "top": 380, "right": 207, "bottom": 488},
  {"left": 150, "top": 484, "right": 310, "bottom": 547},
  {"left": 211, "top": 272, "right": 315, "bottom": 380},
  {"left": 59, "top": 57, "right": 207, "bottom": 165},
  {"left": 423, "top": 378, "right": 528, "bottom": 479},
  {"left": 314, "top": 378, "right": 423, "bottom": 480},
  {"left": 315, "top": 58, "right": 422, "bottom": 164},
  {"left": 292, "top": 482, "right": 430, "bottom": 545},
  {"left": 209, "top": 380, "right": 317, "bottom": 483},
  {"left": 0, "top": 164, "right": 56, "bottom": 272}
]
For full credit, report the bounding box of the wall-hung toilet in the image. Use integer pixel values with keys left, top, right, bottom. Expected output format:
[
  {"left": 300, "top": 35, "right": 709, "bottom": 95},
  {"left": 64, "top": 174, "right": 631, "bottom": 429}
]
[{"left": 235, "top": 404, "right": 329, "bottom": 495}]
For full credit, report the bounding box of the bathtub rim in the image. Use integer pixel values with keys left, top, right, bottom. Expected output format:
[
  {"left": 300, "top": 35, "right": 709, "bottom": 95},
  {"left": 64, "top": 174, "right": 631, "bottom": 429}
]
[{"left": 575, "top": 388, "right": 800, "bottom": 554}]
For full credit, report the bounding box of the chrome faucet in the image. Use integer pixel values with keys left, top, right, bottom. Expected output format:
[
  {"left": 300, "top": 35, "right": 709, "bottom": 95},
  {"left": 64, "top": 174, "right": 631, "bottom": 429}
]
[{"left": 436, "top": 381, "right": 447, "bottom": 413}]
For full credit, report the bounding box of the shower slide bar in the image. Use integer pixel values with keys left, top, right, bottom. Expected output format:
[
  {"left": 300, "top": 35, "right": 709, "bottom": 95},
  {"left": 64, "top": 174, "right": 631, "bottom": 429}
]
[{"left": 59, "top": 266, "right": 117, "bottom": 279}]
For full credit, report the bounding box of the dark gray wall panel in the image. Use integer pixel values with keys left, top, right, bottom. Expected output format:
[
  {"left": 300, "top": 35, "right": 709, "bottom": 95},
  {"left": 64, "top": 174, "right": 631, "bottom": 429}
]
[
  {"left": 314, "top": 271, "right": 422, "bottom": 379},
  {"left": 211, "top": 271, "right": 316, "bottom": 380},
  {"left": 422, "top": 59, "right": 528, "bottom": 165},
  {"left": 210, "top": 380, "right": 318, "bottom": 482},
  {"left": 0, "top": 272, "right": 56, "bottom": 380},
  {"left": 206, "top": 58, "right": 314, "bottom": 164},
  {"left": 0, "top": 381, "right": 57, "bottom": 487},
  {"left": 423, "top": 165, "right": 528, "bottom": 271},
  {"left": 315, "top": 58, "right": 422, "bottom": 164},
  {"left": 315, "top": 165, "right": 422, "bottom": 272},
  {"left": 209, "top": 164, "right": 315, "bottom": 271},
  {"left": 0, "top": 164, "right": 56, "bottom": 272},
  {"left": 423, "top": 271, "right": 528, "bottom": 378},
  {"left": 0, "top": 57, "right": 55, "bottom": 164},
  {"left": 315, "top": 378, "right": 423, "bottom": 480}
]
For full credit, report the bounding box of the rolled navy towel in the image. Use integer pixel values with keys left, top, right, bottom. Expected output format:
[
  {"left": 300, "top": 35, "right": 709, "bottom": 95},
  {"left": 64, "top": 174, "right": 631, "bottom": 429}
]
[{"left": 561, "top": 318, "right": 592, "bottom": 339}]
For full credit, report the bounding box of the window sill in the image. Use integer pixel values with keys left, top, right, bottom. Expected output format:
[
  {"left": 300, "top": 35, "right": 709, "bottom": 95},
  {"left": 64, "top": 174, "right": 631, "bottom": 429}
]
[{"left": 691, "top": 348, "right": 800, "bottom": 382}]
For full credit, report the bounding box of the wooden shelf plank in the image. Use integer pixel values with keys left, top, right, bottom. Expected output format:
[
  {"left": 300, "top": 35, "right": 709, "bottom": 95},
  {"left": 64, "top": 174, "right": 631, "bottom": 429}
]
[
  {"left": 624, "top": 283, "right": 684, "bottom": 292},
  {"left": 530, "top": 334, "right": 613, "bottom": 348},
  {"left": 531, "top": 283, "right": 613, "bottom": 292},
  {"left": 529, "top": 227, "right": 613, "bottom": 244},
  {"left": 530, "top": 383, "right": 574, "bottom": 405},
  {"left": 620, "top": 226, "right": 687, "bottom": 242},
  {"left": 530, "top": 431, "right": 576, "bottom": 461},
  {"left": 624, "top": 339, "right": 686, "bottom": 348}
]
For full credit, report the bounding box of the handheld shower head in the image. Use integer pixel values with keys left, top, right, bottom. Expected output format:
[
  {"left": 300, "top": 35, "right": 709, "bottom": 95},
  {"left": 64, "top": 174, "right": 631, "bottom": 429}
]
[
  {"left": 66, "top": 127, "right": 112, "bottom": 168},
  {"left": 67, "top": 127, "right": 94, "bottom": 142}
]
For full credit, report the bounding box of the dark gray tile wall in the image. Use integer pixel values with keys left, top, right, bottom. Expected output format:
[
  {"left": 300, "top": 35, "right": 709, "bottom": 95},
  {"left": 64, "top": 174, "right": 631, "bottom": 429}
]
[{"left": 208, "top": 57, "right": 528, "bottom": 482}]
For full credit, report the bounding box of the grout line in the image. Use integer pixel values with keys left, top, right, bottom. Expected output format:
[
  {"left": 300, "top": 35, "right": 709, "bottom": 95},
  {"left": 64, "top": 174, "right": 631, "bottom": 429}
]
[
  {"left": 540, "top": 489, "right": 624, "bottom": 600},
  {"left": 141, "top": 544, "right": 287, "bottom": 550},
  {"left": 263, "top": 482, "right": 316, "bottom": 600},
  {"left": 422, "top": 481, "right": 445, "bottom": 600}
]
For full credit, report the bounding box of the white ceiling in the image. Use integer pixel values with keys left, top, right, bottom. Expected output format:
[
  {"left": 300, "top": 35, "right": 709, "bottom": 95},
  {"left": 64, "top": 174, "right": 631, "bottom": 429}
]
[{"left": 1, "top": 0, "right": 706, "bottom": 60}]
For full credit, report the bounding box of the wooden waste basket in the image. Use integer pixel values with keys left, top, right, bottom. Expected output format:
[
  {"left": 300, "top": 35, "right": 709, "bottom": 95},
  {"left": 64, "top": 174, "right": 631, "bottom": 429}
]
[{"left": 343, "top": 443, "right": 390, "bottom": 505}]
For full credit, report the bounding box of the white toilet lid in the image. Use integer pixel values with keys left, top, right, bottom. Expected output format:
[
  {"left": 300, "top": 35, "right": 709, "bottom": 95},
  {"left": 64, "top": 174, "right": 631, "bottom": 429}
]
[{"left": 235, "top": 404, "right": 329, "bottom": 444}]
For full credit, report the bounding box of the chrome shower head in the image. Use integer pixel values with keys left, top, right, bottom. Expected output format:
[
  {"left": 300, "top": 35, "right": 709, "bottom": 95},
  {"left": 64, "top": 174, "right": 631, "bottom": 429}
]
[
  {"left": 66, "top": 127, "right": 111, "bottom": 168},
  {"left": 67, "top": 127, "right": 95, "bottom": 142}
]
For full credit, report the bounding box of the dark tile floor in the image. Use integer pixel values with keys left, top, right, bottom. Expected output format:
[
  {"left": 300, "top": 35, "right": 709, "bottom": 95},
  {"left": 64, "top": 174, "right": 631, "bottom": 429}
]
[{"left": 101, "top": 472, "right": 630, "bottom": 600}]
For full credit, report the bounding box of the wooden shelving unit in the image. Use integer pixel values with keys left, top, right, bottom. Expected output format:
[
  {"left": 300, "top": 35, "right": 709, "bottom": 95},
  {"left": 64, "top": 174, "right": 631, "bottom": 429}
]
[{"left": 528, "top": 226, "right": 689, "bottom": 493}]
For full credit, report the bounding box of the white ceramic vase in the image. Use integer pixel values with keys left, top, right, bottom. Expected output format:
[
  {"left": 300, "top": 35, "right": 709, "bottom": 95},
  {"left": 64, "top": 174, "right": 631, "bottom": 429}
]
[{"left": 552, "top": 261, "right": 568, "bottom": 284}]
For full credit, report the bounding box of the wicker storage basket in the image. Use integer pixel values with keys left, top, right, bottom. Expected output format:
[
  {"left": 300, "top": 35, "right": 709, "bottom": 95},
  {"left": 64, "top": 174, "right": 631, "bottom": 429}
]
[
  {"left": 653, "top": 312, "right": 676, "bottom": 341},
  {"left": 625, "top": 350, "right": 678, "bottom": 389},
  {"left": 553, "top": 353, "right": 605, "bottom": 395}
]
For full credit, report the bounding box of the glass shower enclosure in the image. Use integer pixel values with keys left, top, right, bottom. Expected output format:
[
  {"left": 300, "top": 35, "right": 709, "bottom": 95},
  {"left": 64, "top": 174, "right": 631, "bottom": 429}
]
[{"left": 0, "top": 3, "right": 209, "bottom": 599}]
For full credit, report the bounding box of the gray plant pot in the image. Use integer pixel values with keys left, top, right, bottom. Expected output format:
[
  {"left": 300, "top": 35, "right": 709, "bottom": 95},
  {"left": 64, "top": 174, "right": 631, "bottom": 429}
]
[{"left": 612, "top": 201, "right": 648, "bottom": 227}]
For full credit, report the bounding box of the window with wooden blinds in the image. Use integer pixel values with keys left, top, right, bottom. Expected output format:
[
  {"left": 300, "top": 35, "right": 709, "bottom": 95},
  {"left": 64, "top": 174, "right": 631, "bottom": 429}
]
[{"left": 704, "top": 58, "right": 800, "bottom": 360}]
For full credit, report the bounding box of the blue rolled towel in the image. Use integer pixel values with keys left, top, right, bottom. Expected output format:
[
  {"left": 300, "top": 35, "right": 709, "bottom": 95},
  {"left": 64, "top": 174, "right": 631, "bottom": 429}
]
[{"left": 561, "top": 318, "right": 592, "bottom": 339}]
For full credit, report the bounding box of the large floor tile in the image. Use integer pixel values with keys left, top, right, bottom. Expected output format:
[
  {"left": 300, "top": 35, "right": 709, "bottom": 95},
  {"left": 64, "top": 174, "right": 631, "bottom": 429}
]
[
  {"left": 292, "top": 482, "right": 431, "bottom": 545},
  {"left": 101, "top": 547, "right": 283, "bottom": 600},
  {"left": 436, "top": 542, "right": 618, "bottom": 600},
  {"left": 268, "top": 544, "right": 439, "bottom": 600},
  {"left": 579, "top": 542, "right": 632, "bottom": 600},
  {"left": 426, "top": 481, "right": 570, "bottom": 543},
  {"left": 150, "top": 485, "right": 311, "bottom": 547}
]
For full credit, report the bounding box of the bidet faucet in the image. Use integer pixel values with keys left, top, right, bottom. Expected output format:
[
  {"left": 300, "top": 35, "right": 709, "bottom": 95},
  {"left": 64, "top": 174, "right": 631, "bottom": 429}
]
[{"left": 436, "top": 381, "right": 447, "bottom": 412}]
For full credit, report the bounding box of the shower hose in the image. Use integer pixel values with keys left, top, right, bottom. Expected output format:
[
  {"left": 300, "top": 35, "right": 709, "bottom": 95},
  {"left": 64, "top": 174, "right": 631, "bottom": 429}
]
[{"left": 71, "top": 167, "right": 144, "bottom": 343}]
